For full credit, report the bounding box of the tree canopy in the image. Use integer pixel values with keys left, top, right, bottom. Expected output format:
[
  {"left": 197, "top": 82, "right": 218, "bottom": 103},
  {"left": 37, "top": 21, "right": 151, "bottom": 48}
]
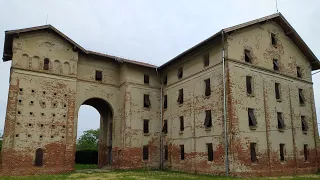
[{"left": 76, "top": 129, "right": 100, "bottom": 151}]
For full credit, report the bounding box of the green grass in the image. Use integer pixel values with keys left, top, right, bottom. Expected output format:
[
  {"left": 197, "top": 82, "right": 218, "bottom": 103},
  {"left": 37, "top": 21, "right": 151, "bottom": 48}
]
[
  {"left": 1, "top": 169, "right": 320, "bottom": 180},
  {"left": 74, "top": 164, "right": 97, "bottom": 170}
]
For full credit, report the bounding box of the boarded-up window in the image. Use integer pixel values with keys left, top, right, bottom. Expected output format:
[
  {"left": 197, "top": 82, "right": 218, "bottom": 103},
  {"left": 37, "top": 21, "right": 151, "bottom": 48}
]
[
  {"left": 164, "top": 145, "right": 168, "bottom": 160},
  {"left": 244, "top": 49, "right": 252, "bottom": 63},
  {"left": 207, "top": 143, "right": 213, "bottom": 161},
  {"left": 275, "top": 83, "right": 281, "bottom": 100},
  {"left": 299, "top": 89, "right": 305, "bottom": 105},
  {"left": 280, "top": 144, "right": 285, "bottom": 161},
  {"left": 177, "top": 89, "right": 183, "bottom": 104},
  {"left": 180, "top": 116, "right": 184, "bottom": 131},
  {"left": 143, "top": 119, "right": 149, "bottom": 134},
  {"left": 297, "top": 67, "right": 302, "bottom": 78},
  {"left": 271, "top": 33, "right": 277, "bottom": 46},
  {"left": 144, "top": 94, "right": 151, "bottom": 108},
  {"left": 273, "top": 59, "right": 279, "bottom": 71},
  {"left": 177, "top": 67, "right": 183, "bottom": 79},
  {"left": 250, "top": 143, "right": 257, "bottom": 162},
  {"left": 43, "top": 58, "right": 49, "bottom": 70},
  {"left": 180, "top": 145, "right": 185, "bottom": 160},
  {"left": 277, "top": 112, "right": 285, "bottom": 129},
  {"left": 163, "top": 75, "right": 167, "bottom": 85},
  {"left": 248, "top": 108, "right": 257, "bottom": 127},
  {"left": 204, "top": 110, "right": 212, "bottom": 128},
  {"left": 164, "top": 95, "right": 167, "bottom": 109},
  {"left": 162, "top": 120, "right": 168, "bottom": 134},
  {"left": 143, "top": 145, "right": 149, "bottom": 160},
  {"left": 95, "top": 70, "right": 102, "bottom": 81},
  {"left": 246, "top": 76, "right": 253, "bottom": 95},
  {"left": 204, "top": 78, "right": 211, "bottom": 96},
  {"left": 144, "top": 74, "right": 149, "bottom": 84},
  {"left": 35, "top": 148, "right": 44, "bottom": 167},
  {"left": 203, "top": 53, "right": 209, "bottom": 67},
  {"left": 301, "top": 116, "right": 309, "bottom": 131},
  {"left": 304, "top": 144, "right": 308, "bottom": 161}
]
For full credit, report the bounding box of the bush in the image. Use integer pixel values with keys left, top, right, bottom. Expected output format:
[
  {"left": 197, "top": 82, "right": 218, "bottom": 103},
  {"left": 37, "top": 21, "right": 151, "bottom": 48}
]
[{"left": 75, "top": 149, "right": 98, "bottom": 164}]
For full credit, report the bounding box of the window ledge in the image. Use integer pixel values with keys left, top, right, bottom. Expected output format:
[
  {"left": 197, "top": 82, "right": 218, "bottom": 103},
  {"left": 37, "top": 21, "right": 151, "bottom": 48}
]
[
  {"left": 249, "top": 126, "right": 257, "bottom": 130},
  {"left": 179, "top": 131, "right": 183, "bottom": 135},
  {"left": 143, "top": 107, "right": 151, "bottom": 111},
  {"left": 276, "top": 99, "right": 282, "bottom": 102},
  {"left": 205, "top": 127, "right": 212, "bottom": 132},
  {"left": 247, "top": 93, "right": 255, "bottom": 97},
  {"left": 278, "top": 128, "right": 285, "bottom": 132},
  {"left": 178, "top": 103, "right": 183, "bottom": 107},
  {"left": 280, "top": 161, "right": 286, "bottom": 164},
  {"left": 303, "top": 131, "right": 308, "bottom": 134},
  {"left": 204, "top": 95, "right": 210, "bottom": 99},
  {"left": 144, "top": 133, "right": 150, "bottom": 136},
  {"left": 300, "top": 103, "right": 306, "bottom": 107}
]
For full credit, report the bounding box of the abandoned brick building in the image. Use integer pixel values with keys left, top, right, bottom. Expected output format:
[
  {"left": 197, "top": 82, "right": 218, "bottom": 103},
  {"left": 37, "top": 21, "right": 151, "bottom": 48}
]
[{"left": 1, "top": 13, "right": 319, "bottom": 177}]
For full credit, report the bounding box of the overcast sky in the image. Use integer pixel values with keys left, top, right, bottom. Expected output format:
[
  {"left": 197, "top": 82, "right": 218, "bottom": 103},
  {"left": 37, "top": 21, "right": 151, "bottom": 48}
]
[{"left": 0, "top": 0, "right": 319, "bottom": 137}]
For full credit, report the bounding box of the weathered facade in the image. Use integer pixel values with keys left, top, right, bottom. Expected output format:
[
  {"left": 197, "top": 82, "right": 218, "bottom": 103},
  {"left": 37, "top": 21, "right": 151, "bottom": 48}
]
[{"left": 1, "top": 13, "right": 319, "bottom": 177}]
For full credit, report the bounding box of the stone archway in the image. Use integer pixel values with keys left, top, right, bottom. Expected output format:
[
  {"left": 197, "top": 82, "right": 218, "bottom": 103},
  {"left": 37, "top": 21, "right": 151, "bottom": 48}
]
[{"left": 78, "top": 98, "right": 113, "bottom": 168}]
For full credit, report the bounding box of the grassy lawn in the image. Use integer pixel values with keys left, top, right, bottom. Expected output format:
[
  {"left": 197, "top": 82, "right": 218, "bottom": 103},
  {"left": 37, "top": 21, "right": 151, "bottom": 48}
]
[
  {"left": 74, "top": 164, "right": 97, "bottom": 170},
  {"left": 1, "top": 169, "right": 320, "bottom": 180}
]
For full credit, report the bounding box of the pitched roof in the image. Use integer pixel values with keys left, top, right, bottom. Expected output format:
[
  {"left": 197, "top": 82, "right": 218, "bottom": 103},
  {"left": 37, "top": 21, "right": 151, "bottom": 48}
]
[{"left": 2, "top": 12, "right": 319, "bottom": 70}]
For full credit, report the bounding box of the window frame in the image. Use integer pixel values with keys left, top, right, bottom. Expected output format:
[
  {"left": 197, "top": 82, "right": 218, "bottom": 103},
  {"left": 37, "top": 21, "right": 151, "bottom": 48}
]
[
  {"left": 177, "top": 89, "right": 184, "bottom": 104},
  {"left": 244, "top": 49, "right": 252, "bottom": 63},
  {"left": 250, "top": 143, "right": 257, "bottom": 163},
  {"left": 143, "top": 145, "right": 149, "bottom": 160},
  {"left": 204, "top": 110, "right": 212, "bottom": 128},
  {"left": 248, "top": 108, "right": 257, "bottom": 128},
  {"left": 204, "top": 78, "right": 211, "bottom": 96},
  {"left": 180, "top": 145, "right": 185, "bottom": 160},
  {"left": 143, "top": 119, "right": 149, "bottom": 134},
  {"left": 246, "top": 76, "right": 253, "bottom": 95},
  {"left": 180, "top": 116, "right": 184, "bottom": 132},
  {"left": 275, "top": 83, "right": 281, "bottom": 100},
  {"left": 143, "top": 94, "right": 151, "bottom": 108},
  {"left": 273, "top": 59, "right": 279, "bottom": 71},
  {"left": 95, "top": 70, "right": 103, "bottom": 81},
  {"left": 177, "top": 67, "right": 183, "bottom": 79},
  {"left": 277, "top": 112, "right": 286, "bottom": 130},
  {"left": 203, "top": 53, "right": 210, "bottom": 67},
  {"left": 207, "top": 143, "right": 214, "bottom": 162},
  {"left": 144, "top": 74, "right": 150, "bottom": 84}
]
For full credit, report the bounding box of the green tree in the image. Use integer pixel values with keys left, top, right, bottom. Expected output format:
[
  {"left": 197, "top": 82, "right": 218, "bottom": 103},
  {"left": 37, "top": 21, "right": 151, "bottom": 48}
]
[{"left": 76, "top": 129, "right": 100, "bottom": 151}]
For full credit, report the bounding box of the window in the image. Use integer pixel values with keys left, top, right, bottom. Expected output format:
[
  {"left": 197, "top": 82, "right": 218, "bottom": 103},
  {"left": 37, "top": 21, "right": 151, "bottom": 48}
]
[
  {"left": 248, "top": 108, "right": 257, "bottom": 127},
  {"left": 204, "top": 110, "right": 212, "bottom": 128},
  {"left": 250, "top": 143, "right": 257, "bottom": 162},
  {"left": 177, "top": 67, "right": 183, "bottom": 79},
  {"left": 297, "top": 67, "right": 302, "bottom": 78},
  {"left": 35, "top": 148, "right": 44, "bottom": 167},
  {"left": 164, "top": 95, "right": 167, "bottom": 109},
  {"left": 271, "top": 33, "right": 277, "bottom": 46},
  {"left": 163, "top": 75, "right": 167, "bottom": 85},
  {"left": 162, "top": 120, "right": 168, "bottom": 134},
  {"left": 143, "top": 145, "right": 149, "bottom": 160},
  {"left": 275, "top": 83, "right": 281, "bottom": 100},
  {"left": 144, "top": 74, "right": 149, "bottom": 84},
  {"left": 273, "top": 59, "right": 279, "bottom": 71},
  {"left": 43, "top": 58, "right": 49, "bottom": 70},
  {"left": 244, "top": 49, "right": 252, "bottom": 63},
  {"left": 299, "top": 89, "right": 305, "bottom": 105},
  {"left": 180, "top": 116, "right": 184, "bottom": 131},
  {"left": 301, "top": 116, "right": 309, "bottom": 132},
  {"left": 95, "top": 70, "right": 102, "bottom": 81},
  {"left": 207, "top": 143, "right": 213, "bottom": 161},
  {"left": 204, "top": 78, "right": 211, "bottom": 96},
  {"left": 177, "top": 89, "right": 183, "bottom": 104},
  {"left": 164, "top": 145, "right": 168, "bottom": 161},
  {"left": 144, "top": 94, "right": 151, "bottom": 108},
  {"left": 203, "top": 53, "right": 209, "bottom": 67},
  {"left": 180, "top": 145, "right": 185, "bottom": 160},
  {"left": 304, "top": 144, "right": 308, "bottom": 161},
  {"left": 246, "top": 76, "right": 253, "bottom": 95},
  {"left": 277, "top": 112, "right": 285, "bottom": 130},
  {"left": 280, "top": 144, "right": 285, "bottom": 161},
  {"left": 143, "top": 119, "right": 149, "bottom": 134}
]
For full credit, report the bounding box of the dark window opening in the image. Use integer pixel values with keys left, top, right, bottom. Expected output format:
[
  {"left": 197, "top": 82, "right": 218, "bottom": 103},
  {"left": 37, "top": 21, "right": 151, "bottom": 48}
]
[
  {"left": 19, "top": 88, "right": 23, "bottom": 92},
  {"left": 35, "top": 148, "right": 44, "bottom": 167},
  {"left": 180, "top": 145, "right": 185, "bottom": 160},
  {"left": 164, "top": 95, "right": 167, "bottom": 109},
  {"left": 44, "top": 58, "right": 49, "bottom": 70},
  {"left": 203, "top": 53, "right": 209, "bottom": 67},
  {"left": 162, "top": 120, "right": 168, "bottom": 134},
  {"left": 143, "top": 119, "right": 149, "bottom": 134},
  {"left": 95, "top": 70, "right": 102, "bottom": 81},
  {"left": 250, "top": 143, "right": 257, "bottom": 162},
  {"left": 15, "top": 134, "right": 19, "bottom": 137},
  {"left": 273, "top": 59, "right": 279, "bottom": 71},
  {"left": 280, "top": 144, "right": 285, "bottom": 161},
  {"left": 180, "top": 116, "right": 184, "bottom": 131},
  {"left": 207, "top": 143, "right": 214, "bottom": 161},
  {"left": 244, "top": 50, "right": 252, "bottom": 63},
  {"left": 204, "top": 110, "right": 212, "bottom": 128},
  {"left": 271, "top": 33, "right": 277, "bottom": 46},
  {"left": 164, "top": 145, "right": 168, "bottom": 161},
  {"left": 275, "top": 83, "right": 281, "bottom": 100},
  {"left": 204, "top": 78, "right": 211, "bottom": 96},
  {"left": 177, "top": 67, "right": 183, "bottom": 79},
  {"left": 277, "top": 112, "right": 285, "bottom": 129},
  {"left": 144, "top": 74, "right": 149, "bottom": 84},
  {"left": 248, "top": 108, "right": 257, "bottom": 127},
  {"left": 144, "top": 94, "right": 151, "bottom": 108},
  {"left": 143, "top": 146, "right": 149, "bottom": 160},
  {"left": 301, "top": 116, "right": 309, "bottom": 131},
  {"left": 177, "top": 89, "right": 183, "bottom": 104},
  {"left": 304, "top": 144, "right": 308, "bottom": 161},
  {"left": 299, "top": 89, "right": 305, "bottom": 105},
  {"left": 297, "top": 67, "right": 302, "bottom": 78},
  {"left": 246, "top": 76, "right": 253, "bottom": 95},
  {"left": 163, "top": 75, "right": 167, "bottom": 85}
]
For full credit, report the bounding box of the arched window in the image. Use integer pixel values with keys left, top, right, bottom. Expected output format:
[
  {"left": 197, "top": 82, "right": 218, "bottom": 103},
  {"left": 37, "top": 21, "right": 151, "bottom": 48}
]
[
  {"left": 35, "top": 148, "right": 44, "bottom": 167},
  {"left": 43, "top": 58, "right": 49, "bottom": 70}
]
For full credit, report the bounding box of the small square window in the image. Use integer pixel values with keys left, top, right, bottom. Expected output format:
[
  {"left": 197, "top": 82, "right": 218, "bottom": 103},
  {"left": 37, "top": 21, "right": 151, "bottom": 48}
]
[
  {"left": 95, "top": 70, "right": 102, "bottom": 81},
  {"left": 41, "top": 124, "right": 44, "bottom": 127},
  {"left": 41, "top": 113, "right": 44, "bottom": 116},
  {"left": 28, "top": 134, "right": 31, "bottom": 138},
  {"left": 52, "top": 113, "right": 56, "bottom": 117},
  {"left": 144, "top": 74, "right": 149, "bottom": 84},
  {"left": 18, "top": 99, "right": 22, "bottom": 103},
  {"left": 40, "top": 135, "right": 43, "bottom": 138},
  {"left": 29, "top": 123, "right": 32, "bottom": 127},
  {"left": 51, "top": 136, "right": 54, "bottom": 138},
  {"left": 15, "top": 134, "right": 19, "bottom": 137},
  {"left": 29, "top": 112, "right": 33, "bottom": 116},
  {"left": 43, "top": 91, "right": 46, "bottom": 95},
  {"left": 19, "top": 88, "right": 23, "bottom": 92},
  {"left": 31, "top": 90, "right": 35, "bottom": 93}
]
